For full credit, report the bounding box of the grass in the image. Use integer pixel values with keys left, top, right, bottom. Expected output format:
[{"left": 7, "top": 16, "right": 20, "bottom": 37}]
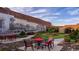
[
  {"left": 52, "top": 33, "right": 65, "bottom": 39},
  {"left": 36, "top": 32, "right": 65, "bottom": 39}
]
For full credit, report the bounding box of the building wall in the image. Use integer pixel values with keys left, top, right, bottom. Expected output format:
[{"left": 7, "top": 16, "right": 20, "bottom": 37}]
[
  {"left": 59, "top": 27, "right": 65, "bottom": 33},
  {"left": 14, "top": 18, "right": 47, "bottom": 32},
  {"left": 59, "top": 24, "right": 79, "bottom": 33},
  {"left": 0, "top": 12, "right": 47, "bottom": 33},
  {"left": 0, "top": 13, "right": 14, "bottom": 33},
  {"left": 14, "top": 18, "right": 38, "bottom": 26}
]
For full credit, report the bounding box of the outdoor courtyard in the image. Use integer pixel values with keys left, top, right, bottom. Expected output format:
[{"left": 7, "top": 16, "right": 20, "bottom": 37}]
[
  {"left": 0, "top": 7, "right": 79, "bottom": 51},
  {"left": 0, "top": 31, "right": 79, "bottom": 51}
]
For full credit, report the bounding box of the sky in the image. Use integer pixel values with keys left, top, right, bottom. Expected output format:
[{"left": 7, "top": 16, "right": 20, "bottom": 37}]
[{"left": 9, "top": 7, "right": 79, "bottom": 26}]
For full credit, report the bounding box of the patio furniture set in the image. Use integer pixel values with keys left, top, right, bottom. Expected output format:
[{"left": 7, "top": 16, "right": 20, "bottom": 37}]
[{"left": 23, "top": 37, "right": 54, "bottom": 51}]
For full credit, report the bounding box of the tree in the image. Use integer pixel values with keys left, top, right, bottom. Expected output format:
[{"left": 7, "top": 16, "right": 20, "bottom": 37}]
[{"left": 47, "top": 27, "right": 59, "bottom": 33}]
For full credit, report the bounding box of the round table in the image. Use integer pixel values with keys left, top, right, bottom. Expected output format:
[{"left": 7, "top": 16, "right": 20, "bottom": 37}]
[
  {"left": 34, "top": 37, "right": 43, "bottom": 49},
  {"left": 34, "top": 37, "right": 43, "bottom": 42}
]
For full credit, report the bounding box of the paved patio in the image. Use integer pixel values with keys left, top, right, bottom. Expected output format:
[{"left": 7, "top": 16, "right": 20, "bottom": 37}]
[{"left": 18, "top": 38, "right": 64, "bottom": 51}]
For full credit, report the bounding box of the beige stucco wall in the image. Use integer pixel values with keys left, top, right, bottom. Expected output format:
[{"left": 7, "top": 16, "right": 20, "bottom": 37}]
[
  {"left": 14, "top": 18, "right": 38, "bottom": 27},
  {"left": 59, "top": 27, "right": 65, "bottom": 33},
  {"left": 14, "top": 18, "right": 47, "bottom": 31},
  {"left": 0, "top": 13, "right": 14, "bottom": 32},
  {"left": 0, "top": 12, "right": 47, "bottom": 33}
]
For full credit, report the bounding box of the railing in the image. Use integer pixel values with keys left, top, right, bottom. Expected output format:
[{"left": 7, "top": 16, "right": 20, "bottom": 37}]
[{"left": 0, "top": 35, "right": 35, "bottom": 44}]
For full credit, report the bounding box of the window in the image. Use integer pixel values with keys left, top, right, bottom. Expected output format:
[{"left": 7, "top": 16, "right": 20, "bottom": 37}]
[{"left": 10, "top": 17, "right": 15, "bottom": 23}]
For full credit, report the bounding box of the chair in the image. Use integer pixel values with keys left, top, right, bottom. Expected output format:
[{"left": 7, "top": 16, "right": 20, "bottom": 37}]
[
  {"left": 42, "top": 39, "right": 54, "bottom": 51},
  {"left": 24, "top": 39, "right": 34, "bottom": 51},
  {"left": 0, "top": 36, "right": 6, "bottom": 41}
]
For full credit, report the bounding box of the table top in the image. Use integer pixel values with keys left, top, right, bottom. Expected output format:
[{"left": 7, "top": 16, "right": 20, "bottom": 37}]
[{"left": 34, "top": 37, "right": 43, "bottom": 41}]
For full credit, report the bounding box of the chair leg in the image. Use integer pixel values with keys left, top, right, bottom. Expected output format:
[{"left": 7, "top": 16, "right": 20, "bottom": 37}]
[
  {"left": 48, "top": 45, "right": 51, "bottom": 51},
  {"left": 25, "top": 46, "right": 27, "bottom": 51},
  {"left": 31, "top": 46, "right": 34, "bottom": 51},
  {"left": 50, "top": 44, "right": 53, "bottom": 49},
  {"left": 41, "top": 46, "right": 44, "bottom": 50},
  {"left": 53, "top": 43, "right": 54, "bottom": 47},
  {"left": 45, "top": 45, "right": 46, "bottom": 48}
]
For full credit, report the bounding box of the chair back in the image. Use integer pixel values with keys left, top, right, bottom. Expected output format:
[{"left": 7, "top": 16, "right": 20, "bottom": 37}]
[
  {"left": 24, "top": 39, "right": 33, "bottom": 47},
  {"left": 45, "top": 39, "right": 53, "bottom": 45}
]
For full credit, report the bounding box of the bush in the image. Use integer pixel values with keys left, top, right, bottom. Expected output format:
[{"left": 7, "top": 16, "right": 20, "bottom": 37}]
[
  {"left": 64, "top": 35, "right": 70, "bottom": 42},
  {"left": 64, "top": 29, "right": 79, "bottom": 42},
  {"left": 27, "top": 32, "right": 35, "bottom": 35},
  {"left": 47, "top": 28, "right": 55, "bottom": 33},
  {"left": 47, "top": 27, "right": 59, "bottom": 33},
  {"left": 19, "top": 31, "right": 26, "bottom": 38}
]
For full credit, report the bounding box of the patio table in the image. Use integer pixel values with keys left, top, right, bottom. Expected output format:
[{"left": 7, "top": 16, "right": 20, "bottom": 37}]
[
  {"left": 34, "top": 37, "right": 43, "bottom": 42},
  {"left": 34, "top": 37, "right": 44, "bottom": 49}
]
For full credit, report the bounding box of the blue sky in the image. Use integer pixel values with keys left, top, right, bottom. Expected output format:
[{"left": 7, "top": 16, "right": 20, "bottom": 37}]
[{"left": 9, "top": 7, "right": 79, "bottom": 26}]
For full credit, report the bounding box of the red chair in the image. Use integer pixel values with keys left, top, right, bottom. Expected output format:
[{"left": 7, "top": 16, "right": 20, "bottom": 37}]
[
  {"left": 0, "top": 36, "right": 6, "bottom": 41},
  {"left": 34, "top": 37, "right": 44, "bottom": 49},
  {"left": 7, "top": 36, "right": 12, "bottom": 41},
  {"left": 24, "top": 39, "right": 34, "bottom": 51},
  {"left": 0, "top": 36, "right": 4, "bottom": 41},
  {"left": 43, "top": 39, "right": 54, "bottom": 51},
  {"left": 13, "top": 35, "right": 16, "bottom": 40}
]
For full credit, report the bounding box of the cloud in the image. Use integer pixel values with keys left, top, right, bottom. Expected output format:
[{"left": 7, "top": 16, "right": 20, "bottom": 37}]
[
  {"left": 9, "top": 7, "right": 79, "bottom": 26},
  {"left": 10, "top": 7, "right": 60, "bottom": 19},
  {"left": 9, "top": 7, "right": 34, "bottom": 14},
  {"left": 63, "top": 18, "right": 79, "bottom": 24},
  {"left": 30, "top": 9, "right": 47, "bottom": 14},
  {"left": 30, "top": 11, "right": 60, "bottom": 21},
  {"left": 53, "top": 17, "right": 79, "bottom": 26},
  {"left": 53, "top": 12, "right": 60, "bottom": 15},
  {"left": 68, "top": 9, "right": 79, "bottom": 15}
]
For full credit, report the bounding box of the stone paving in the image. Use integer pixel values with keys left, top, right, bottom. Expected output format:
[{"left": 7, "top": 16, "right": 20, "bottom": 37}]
[{"left": 0, "top": 35, "right": 64, "bottom": 51}]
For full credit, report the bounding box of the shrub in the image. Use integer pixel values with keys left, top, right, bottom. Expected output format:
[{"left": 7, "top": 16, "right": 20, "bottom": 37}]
[
  {"left": 27, "top": 32, "right": 35, "bottom": 35},
  {"left": 47, "top": 27, "right": 59, "bottom": 33},
  {"left": 64, "top": 35, "right": 70, "bottom": 42},
  {"left": 19, "top": 31, "right": 26, "bottom": 38},
  {"left": 64, "top": 29, "right": 79, "bottom": 43}
]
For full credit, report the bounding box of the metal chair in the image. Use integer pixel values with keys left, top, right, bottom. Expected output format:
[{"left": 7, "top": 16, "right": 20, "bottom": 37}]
[
  {"left": 42, "top": 39, "right": 54, "bottom": 51},
  {"left": 24, "top": 39, "right": 34, "bottom": 51}
]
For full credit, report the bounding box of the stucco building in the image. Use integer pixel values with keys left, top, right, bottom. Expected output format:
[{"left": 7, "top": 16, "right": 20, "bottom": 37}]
[
  {"left": 0, "top": 7, "right": 52, "bottom": 33},
  {"left": 59, "top": 24, "right": 79, "bottom": 33}
]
